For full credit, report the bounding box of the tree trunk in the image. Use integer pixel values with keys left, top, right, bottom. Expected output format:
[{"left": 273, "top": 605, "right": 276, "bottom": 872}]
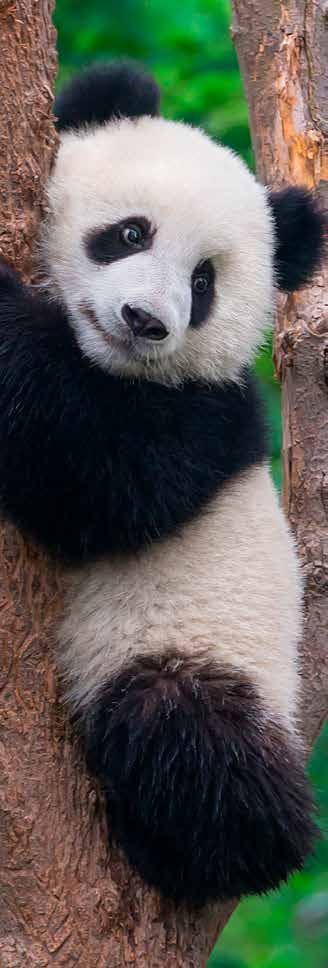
[
  {"left": 230, "top": 0, "right": 328, "bottom": 749},
  {"left": 0, "top": 4, "right": 230, "bottom": 965},
  {"left": 0, "top": 1, "right": 327, "bottom": 965}
]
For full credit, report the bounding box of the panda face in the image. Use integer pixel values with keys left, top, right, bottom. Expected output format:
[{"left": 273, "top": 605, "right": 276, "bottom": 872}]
[{"left": 42, "top": 115, "right": 275, "bottom": 384}]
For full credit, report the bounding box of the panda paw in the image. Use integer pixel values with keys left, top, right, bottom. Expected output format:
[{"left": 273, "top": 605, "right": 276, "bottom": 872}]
[{"left": 79, "top": 654, "right": 318, "bottom": 908}]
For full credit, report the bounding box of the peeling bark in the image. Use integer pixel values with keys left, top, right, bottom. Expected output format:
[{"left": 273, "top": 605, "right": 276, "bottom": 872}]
[{"left": 231, "top": 0, "right": 328, "bottom": 751}]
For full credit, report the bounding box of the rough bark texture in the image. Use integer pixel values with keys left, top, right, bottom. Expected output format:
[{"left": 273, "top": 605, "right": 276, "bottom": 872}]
[
  {"left": 231, "top": 0, "right": 328, "bottom": 750},
  {"left": 0, "top": 3, "right": 230, "bottom": 965},
  {"left": 0, "top": 0, "right": 57, "bottom": 276}
]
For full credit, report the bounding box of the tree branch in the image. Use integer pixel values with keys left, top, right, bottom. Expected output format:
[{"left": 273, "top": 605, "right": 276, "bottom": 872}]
[
  {"left": 231, "top": 0, "right": 328, "bottom": 751},
  {"left": 0, "top": 4, "right": 231, "bottom": 964}
]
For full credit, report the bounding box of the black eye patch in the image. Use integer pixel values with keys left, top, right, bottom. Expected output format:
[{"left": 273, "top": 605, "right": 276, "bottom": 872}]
[
  {"left": 190, "top": 259, "right": 215, "bottom": 328},
  {"left": 85, "top": 217, "right": 154, "bottom": 265}
]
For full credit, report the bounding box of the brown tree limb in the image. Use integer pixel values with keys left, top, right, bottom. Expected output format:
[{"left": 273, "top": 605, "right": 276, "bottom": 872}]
[
  {"left": 0, "top": 0, "right": 57, "bottom": 276},
  {"left": 0, "top": 4, "right": 231, "bottom": 965},
  {"left": 231, "top": 0, "right": 328, "bottom": 750}
]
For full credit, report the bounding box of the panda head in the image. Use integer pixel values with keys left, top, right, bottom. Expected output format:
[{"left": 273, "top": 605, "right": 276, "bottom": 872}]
[{"left": 42, "top": 62, "right": 325, "bottom": 385}]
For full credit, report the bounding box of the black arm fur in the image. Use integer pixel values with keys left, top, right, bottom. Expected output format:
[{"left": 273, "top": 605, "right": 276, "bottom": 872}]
[
  {"left": 269, "top": 186, "right": 326, "bottom": 291},
  {"left": 0, "top": 260, "right": 267, "bottom": 562}
]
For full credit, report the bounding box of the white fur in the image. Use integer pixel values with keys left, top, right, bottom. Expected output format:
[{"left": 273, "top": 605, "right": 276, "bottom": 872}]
[
  {"left": 43, "top": 115, "right": 301, "bottom": 734},
  {"left": 59, "top": 464, "right": 303, "bottom": 731},
  {"left": 41, "top": 116, "right": 275, "bottom": 385}
]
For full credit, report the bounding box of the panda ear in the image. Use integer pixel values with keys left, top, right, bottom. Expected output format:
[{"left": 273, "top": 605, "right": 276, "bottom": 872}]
[
  {"left": 54, "top": 61, "right": 160, "bottom": 133},
  {"left": 268, "top": 186, "right": 326, "bottom": 291}
]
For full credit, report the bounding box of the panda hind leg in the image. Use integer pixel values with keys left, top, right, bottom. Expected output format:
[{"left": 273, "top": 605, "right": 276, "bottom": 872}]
[{"left": 77, "top": 652, "right": 317, "bottom": 908}]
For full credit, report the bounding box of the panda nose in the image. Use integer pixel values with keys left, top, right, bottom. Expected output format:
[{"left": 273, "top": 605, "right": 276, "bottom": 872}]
[{"left": 122, "top": 304, "right": 168, "bottom": 341}]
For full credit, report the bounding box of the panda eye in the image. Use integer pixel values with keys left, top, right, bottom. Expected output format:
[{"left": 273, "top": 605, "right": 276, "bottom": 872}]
[
  {"left": 190, "top": 259, "right": 215, "bottom": 327},
  {"left": 121, "top": 223, "right": 145, "bottom": 247},
  {"left": 193, "top": 273, "right": 210, "bottom": 294},
  {"left": 85, "top": 217, "right": 153, "bottom": 264},
  {"left": 192, "top": 260, "right": 214, "bottom": 295}
]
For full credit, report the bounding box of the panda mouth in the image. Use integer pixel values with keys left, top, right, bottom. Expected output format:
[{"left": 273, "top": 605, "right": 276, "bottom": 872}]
[
  {"left": 79, "top": 301, "right": 132, "bottom": 353},
  {"left": 79, "top": 301, "right": 167, "bottom": 362}
]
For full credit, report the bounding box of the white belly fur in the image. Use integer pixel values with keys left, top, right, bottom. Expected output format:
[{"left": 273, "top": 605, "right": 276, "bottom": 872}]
[{"left": 59, "top": 463, "right": 303, "bottom": 729}]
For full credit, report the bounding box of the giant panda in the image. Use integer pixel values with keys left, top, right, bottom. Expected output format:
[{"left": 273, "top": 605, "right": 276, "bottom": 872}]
[{"left": 0, "top": 62, "right": 325, "bottom": 908}]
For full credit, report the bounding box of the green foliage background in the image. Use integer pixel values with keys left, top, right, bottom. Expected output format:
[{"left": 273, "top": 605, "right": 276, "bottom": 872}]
[{"left": 54, "top": 2, "right": 328, "bottom": 964}]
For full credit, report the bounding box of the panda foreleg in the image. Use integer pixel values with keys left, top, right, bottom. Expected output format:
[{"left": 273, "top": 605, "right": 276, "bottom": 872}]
[
  {"left": 0, "top": 257, "right": 105, "bottom": 559},
  {"left": 0, "top": 258, "right": 71, "bottom": 546}
]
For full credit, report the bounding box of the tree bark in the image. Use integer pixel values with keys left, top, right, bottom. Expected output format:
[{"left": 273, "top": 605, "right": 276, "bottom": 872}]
[
  {"left": 0, "top": 1, "right": 327, "bottom": 966},
  {"left": 230, "top": 0, "right": 328, "bottom": 749},
  {"left": 0, "top": 3, "right": 230, "bottom": 965}
]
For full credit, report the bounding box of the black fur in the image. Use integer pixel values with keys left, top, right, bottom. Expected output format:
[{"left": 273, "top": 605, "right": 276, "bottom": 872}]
[
  {"left": 0, "top": 260, "right": 267, "bottom": 562},
  {"left": 190, "top": 259, "right": 215, "bottom": 328},
  {"left": 85, "top": 216, "right": 154, "bottom": 264},
  {"left": 54, "top": 61, "right": 160, "bottom": 133},
  {"left": 80, "top": 654, "right": 317, "bottom": 908},
  {"left": 269, "top": 187, "right": 326, "bottom": 291}
]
